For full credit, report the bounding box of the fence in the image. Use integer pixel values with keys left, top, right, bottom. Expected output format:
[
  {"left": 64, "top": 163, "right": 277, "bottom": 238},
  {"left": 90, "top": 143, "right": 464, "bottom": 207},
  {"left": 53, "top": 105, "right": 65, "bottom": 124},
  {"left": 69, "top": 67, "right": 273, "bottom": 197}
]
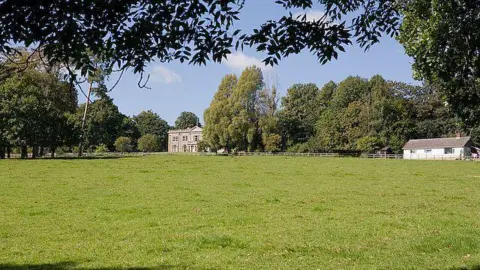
[
  {"left": 403, "top": 154, "right": 464, "bottom": 161},
  {"left": 5, "top": 150, "right": 480, "bottom": 161},
  {"left": 235, "top": 152, "right": 340, "bottom": 157},
  {"left": 366, "top": 154, "right": 403, "bottom": 159}
]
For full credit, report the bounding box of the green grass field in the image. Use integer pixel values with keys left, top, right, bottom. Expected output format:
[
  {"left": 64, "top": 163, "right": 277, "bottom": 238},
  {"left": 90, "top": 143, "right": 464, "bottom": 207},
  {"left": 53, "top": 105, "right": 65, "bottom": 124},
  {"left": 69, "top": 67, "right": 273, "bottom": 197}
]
[{"left": 1, "top": 156, "right": 479, "bottom": 269}]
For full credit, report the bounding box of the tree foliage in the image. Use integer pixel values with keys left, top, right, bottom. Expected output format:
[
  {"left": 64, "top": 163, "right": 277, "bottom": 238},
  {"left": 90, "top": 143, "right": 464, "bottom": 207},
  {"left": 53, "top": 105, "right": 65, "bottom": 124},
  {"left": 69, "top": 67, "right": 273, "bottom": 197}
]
[
  {"left": 398, "top": 0, "right": 480, "bottom": 127},
  {"left": 279, "top": 83, "right": 320, "bottom": 146},
  {"left": 138, "top": 134, "right": 160, "bottom": 152},
  {"left": 133, "top": 110, "right": 169, "bottom": 151},
  {"left": 228, "top": 66, "right": 265, "bottom": 151},
  {"left": 74, "top": 95, "right": 125, "bottom": 151},
  {"left": 114, "top": 136, "right": 133, "bottom": 152},
  {"left": 0, "top": 66, "right": 77, "bottom": 158},
  {"left": 0, "top": 0, "right": 402, "bottom": 76},
  {"left": 299, "top": 75, "right": 460, "bottom": 153},
  {"left": 203, "top": 74, "right": 237, "bottom": 151},
  {"left": 204, "top": 66, "right": 281, "bottom": 152},
  {"left": 175, "top": 111, "right": 201, "bottom": 129},
  {"left": 356, "top": 136, "right": 381, "bottom": 153},
  {"left": 119, "top": 117, "right": 141, "bottom": 149}
]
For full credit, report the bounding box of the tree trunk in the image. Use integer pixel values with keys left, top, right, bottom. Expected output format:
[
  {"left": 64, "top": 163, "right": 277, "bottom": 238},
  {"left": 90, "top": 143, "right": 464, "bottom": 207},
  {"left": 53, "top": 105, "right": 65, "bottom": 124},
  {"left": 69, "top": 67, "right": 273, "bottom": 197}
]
[
  {"left": 0, "top": 147, "right": 5, "bottom": 159},
  {"left": 20, "top": 146, "right": 27, "bottom": 159},
  {"left": 7, "top": 146, "right": 11, "bottom": 158},
  {"left": 79, "top": 82, "right": 93, "bottom": 157},
  {"left": 39, "top": 146, "right": 44, "bottom": 157},
  {"left": 32, "top": 145, "right": 37, "bottom": 159},
  {"left": 50, "top": 146, "right": 55, "bottom": 158}
]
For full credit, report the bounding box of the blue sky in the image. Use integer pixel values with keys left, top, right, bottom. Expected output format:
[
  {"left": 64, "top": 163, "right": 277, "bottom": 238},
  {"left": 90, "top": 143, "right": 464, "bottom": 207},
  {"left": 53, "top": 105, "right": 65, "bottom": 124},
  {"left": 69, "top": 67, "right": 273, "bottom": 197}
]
[{"left": 94, "top": 2, "right": 417, "bottom": 126}]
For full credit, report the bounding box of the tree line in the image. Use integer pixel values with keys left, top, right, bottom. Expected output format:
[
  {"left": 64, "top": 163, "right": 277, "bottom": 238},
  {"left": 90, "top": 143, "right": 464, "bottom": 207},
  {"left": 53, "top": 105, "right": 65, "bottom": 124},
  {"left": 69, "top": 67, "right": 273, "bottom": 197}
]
[
  {"left": 2, "top": 59, "right": 478, "bottom": 158},
  {"left": 1, "top": 1, "right": 478, "bottom": 146},
  {"left": 0, "top": 54, "right": 201, "bottom": 158},
  {"left": 203, "top": 66, "right": 479, "bottom": 154}
]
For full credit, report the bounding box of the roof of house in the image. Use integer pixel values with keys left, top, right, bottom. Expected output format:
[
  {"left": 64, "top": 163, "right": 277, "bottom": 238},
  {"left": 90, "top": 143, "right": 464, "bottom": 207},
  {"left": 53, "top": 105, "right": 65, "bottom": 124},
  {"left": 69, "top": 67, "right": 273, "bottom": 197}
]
[
  {"left": 403, "top": 137, "right": 472, "bottom": 149},
  {"left": 380, "top": 146, "right": 392, "bottom": 151},
  {"left": 168, "top": 126, "right": 202, "bottom": 134}
]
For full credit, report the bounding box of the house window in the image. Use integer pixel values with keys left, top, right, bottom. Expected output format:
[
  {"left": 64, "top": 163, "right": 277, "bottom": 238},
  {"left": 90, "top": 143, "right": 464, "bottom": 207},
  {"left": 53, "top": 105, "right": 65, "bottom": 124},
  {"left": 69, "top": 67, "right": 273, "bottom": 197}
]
[
  {"left": 183, "top": 136, "right": 188, "bottom": 141},
  {"left": 173, "top": 136, "right": 178, "bottom": 142},
  {"left": 444, "top": 148, "right": 454, "bottom": 154},
  {"left": 425, "top": 149, "right": 432, "bottom": 154},
  {"left": 172, "top": 145, "right": 177, "bottom": 152},
  {"left": 194, "top": 135, "right": 199, "bottom": 142},
  {"left": 183, "top": 145, "right": 187, "bottom": 152},
  {"left": 411, "top": 149, "right": 416, "bottom": 154}
]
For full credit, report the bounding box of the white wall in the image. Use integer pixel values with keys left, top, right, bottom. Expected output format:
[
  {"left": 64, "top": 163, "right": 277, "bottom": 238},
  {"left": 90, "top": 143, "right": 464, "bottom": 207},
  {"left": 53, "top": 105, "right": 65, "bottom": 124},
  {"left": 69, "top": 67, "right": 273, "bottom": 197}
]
[{"left": 403, "top": 147, "right": 467, "bottom": 160}]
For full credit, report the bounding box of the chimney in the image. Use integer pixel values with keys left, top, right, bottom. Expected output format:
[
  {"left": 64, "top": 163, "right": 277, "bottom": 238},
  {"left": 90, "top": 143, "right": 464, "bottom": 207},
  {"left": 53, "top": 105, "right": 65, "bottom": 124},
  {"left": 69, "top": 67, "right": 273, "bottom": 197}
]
[{"left": 456, "top": 131, "right": 461, "bottom": 139}]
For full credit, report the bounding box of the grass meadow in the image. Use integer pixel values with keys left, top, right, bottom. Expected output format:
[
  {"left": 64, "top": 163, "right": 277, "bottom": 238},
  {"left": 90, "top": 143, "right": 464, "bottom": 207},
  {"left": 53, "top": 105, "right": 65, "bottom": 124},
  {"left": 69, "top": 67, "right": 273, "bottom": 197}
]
[{"left": 1, "top": 156, "right": 479, "bottom": 269}]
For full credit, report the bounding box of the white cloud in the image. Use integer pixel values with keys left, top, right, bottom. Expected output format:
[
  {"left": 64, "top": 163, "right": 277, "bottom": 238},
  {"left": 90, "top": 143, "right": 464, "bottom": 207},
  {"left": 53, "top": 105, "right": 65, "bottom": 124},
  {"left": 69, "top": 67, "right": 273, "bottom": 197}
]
[
  {"left": 223, "top": 52, "right": 273, "bottom": 71},
  {"left": 151, "top": 65, "right": 182, "bottom": 84}
]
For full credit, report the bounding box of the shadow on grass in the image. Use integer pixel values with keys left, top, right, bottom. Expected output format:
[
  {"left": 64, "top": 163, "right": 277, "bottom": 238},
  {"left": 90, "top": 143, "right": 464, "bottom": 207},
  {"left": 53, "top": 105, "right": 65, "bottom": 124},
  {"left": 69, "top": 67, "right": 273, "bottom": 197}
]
[
  {"left": 0, "top": 261, "right": 214, "bottom": 270},
  {"left": 7, "top": 156, "right": 143, "bottom": 161},
  {"left": 450, "top": 266, "right": 480, "bottom": 270},
  {"left": 47, "top": 156, "right": 142, "bottom": 160}
]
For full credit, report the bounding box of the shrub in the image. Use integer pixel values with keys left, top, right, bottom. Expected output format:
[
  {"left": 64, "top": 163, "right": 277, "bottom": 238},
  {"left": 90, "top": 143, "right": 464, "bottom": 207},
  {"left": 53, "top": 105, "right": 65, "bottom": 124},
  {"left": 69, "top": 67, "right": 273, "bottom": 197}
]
[
  {"left": 138, "top": 134, "right": 160, "bottom": 152},
  {"left": 263, "top": 134, "right": 282, "bottom": 152},
  {"left": 95, "top": 144, "right": 108, "bottom": 153},
  {"left": 114, "top": 136, "right": 133, "bottom": 152},
  {"left": 356, "top": 136, "right": 381, "bottom": 153},
  {"left": 197, "top": 140, "right": 208, "bottom": 152},
  {"left": 287, "top": 142, "right": 310, "bottom": 153},
  {"left": 56, "top": 146, "right": 70, "bottom": 155}
]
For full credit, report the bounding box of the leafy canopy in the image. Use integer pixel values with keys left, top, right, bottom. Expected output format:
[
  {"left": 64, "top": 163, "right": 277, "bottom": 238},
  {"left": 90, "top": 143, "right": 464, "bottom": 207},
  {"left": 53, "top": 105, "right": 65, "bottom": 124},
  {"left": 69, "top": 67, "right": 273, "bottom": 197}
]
[
  {"left": 0, "top": 0, "right": 401, "bottom": 75},
  {"left": 138, "top": 134, "right": 160, "bottom": 152},
  {"left": 114, "top": 136, "right": 133, "bottom": 152},
  {"left": 398, "top": 0, "right": 480, "bottom": 127},
  {"left": 133, "top": 110, "right": 169, "bottom": 151},
  {"left": 175, "top": 112, "right": 201, "bottom": 129}
]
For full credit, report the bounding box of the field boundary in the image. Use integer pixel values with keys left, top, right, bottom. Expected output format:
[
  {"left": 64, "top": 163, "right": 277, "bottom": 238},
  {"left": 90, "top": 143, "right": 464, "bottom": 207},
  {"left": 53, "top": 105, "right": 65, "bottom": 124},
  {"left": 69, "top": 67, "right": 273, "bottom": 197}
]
[{"left": 6, "top": 151, "right": 480, "bottom": 161}]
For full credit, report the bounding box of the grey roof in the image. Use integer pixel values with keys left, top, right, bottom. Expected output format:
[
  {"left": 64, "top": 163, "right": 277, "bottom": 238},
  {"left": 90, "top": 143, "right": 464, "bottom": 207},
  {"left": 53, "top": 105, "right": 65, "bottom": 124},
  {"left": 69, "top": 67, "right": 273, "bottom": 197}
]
[
  {"left": 168, "top": 126, "right": 202, "bottom": 134},
  {"left": 403, "top": 137, "right": 472, "bottom": 149}
]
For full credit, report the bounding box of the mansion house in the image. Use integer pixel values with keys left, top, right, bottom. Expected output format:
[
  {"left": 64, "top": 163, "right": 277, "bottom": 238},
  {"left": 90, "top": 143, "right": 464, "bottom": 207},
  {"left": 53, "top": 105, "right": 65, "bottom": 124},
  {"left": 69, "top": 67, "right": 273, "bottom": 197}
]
[{"left": 168, "top": 126, "right": 203, "bottom": 152}]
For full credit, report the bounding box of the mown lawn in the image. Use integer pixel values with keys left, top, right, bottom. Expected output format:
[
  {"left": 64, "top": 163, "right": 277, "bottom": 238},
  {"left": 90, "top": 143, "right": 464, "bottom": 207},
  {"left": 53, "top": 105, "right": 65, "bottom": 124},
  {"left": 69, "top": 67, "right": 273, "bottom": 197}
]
[{"left": 0, "top": 156, "right": 479, "bottom": 269}]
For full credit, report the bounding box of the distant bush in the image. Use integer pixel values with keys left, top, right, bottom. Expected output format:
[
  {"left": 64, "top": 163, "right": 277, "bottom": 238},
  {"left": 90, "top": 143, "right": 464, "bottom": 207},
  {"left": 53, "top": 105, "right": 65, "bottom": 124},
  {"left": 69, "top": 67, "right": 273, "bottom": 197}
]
[
  {"left": 197, "top": 140, "right": 208, "bottom": 152},
  {"left": 95, "top": 144, "right": 108, "bottom": 153},
  {"left": 287, "top": 142, "right": 310, "bottom": 153},
  {"left": 356, "top": 136, "right": 381, "bottom": 153},
  {"left": 56, "top": 146, "right": 70, "bottom": 155},
  {"left": 286, "top": 140, "right": 321, "bottom": 153},
  {"left": 138, "top": 134, "right": 160, "bottom": 152},
  {"left": 114, "top": 136, "right": 133, "bottom": 152},
  {"left": 263, "top": 134, "right": 282, "bottom": 152}
]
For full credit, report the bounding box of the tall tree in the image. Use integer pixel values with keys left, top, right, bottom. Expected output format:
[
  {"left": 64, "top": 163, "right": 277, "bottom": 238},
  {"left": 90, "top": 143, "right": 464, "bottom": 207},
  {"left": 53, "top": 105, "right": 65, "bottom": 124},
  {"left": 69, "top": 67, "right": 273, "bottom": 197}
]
[
  {"left": 259, "top": 80, "right": 281, "bottom": 152},
  {"left": 133, "top": 110, "right": 170, "bottom": 151},
  {"left": 317, "top": 81, "right": 337, "bottom": 112},
  {"left": 204, "top": 74, "right": 237, "bottom": 152},
  {"left": 398, "top": 0, "right": 480, "bottom": 127},
  {"left": 331, "top": 76, "right": 369, "bottom": 108},
  {"left": 279, "top": 83, "right": 320, "bottom": 146},
  {"left": 0, "top": 68, "right": 77, "bottom": 158},
  {"left": 228, "top": 66, "right": 265, "bottom": 151},
  {"left": 74, "top": 95, "right": 125, "bottom": 151},
  {"left": 119, "top": 116, "right": 141, "bottom": 150},
  {"left": 175, "top": 112, "right": 201, "bottom": 129}
]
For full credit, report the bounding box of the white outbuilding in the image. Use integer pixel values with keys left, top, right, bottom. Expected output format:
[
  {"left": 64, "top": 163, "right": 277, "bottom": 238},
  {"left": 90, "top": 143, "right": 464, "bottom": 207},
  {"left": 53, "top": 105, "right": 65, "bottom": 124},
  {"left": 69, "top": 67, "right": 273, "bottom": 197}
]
[{"left": 403, "top": 136, "right": 473, "bottom": 160}]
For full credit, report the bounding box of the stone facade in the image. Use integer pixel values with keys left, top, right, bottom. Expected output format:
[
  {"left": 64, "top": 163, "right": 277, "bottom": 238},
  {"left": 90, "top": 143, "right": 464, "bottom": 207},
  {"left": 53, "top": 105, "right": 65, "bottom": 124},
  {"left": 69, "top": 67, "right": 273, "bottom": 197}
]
[{"left": 168, "top": 126, "right": 203, "bottom": 152}]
